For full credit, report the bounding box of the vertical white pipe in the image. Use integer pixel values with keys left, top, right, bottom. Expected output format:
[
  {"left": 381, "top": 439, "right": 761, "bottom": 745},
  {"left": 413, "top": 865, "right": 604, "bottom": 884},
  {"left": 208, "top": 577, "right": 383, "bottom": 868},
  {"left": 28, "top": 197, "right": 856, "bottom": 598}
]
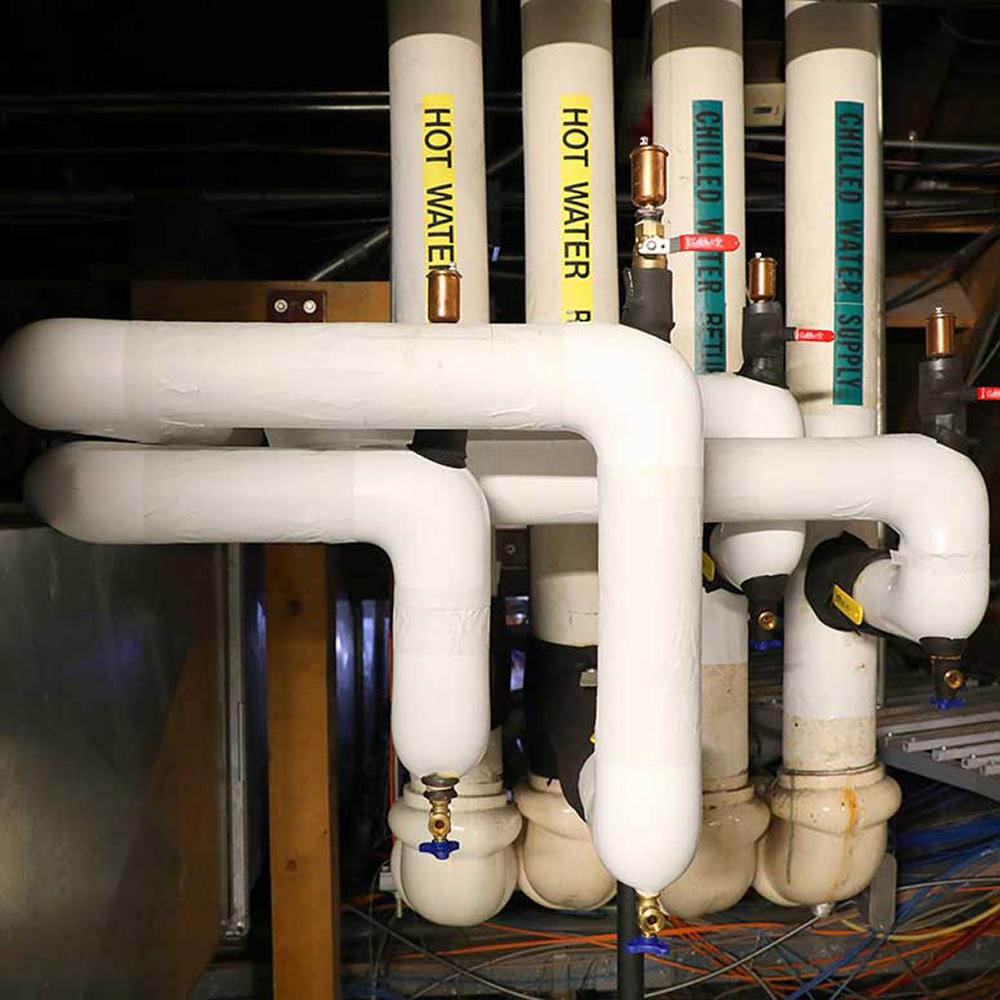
[
  {"left": 521, "top": 0, "right": 617, "bottom": 649},
  {"left": 782, "top": 1, "right": 882, "bottom": 773},
  {"left": 389, "top": 0, "right": 489, "bottom": 324},
  {"left": 784, "top": 0, "right": 881, "bottom": 436},
  {"left": 651, "top": 0, "right": 745, "bottom": 373}
]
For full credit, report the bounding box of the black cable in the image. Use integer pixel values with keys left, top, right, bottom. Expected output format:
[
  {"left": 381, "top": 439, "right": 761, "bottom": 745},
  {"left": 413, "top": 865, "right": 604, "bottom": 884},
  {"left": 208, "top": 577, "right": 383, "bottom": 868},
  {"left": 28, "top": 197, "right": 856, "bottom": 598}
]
[
  {"left": 939, "top": 16, "right": 1000, "bottom": 47},
  {"left": 886, "top": 224, "right": 1000, "bottom": 312},
  {"left": 343, "top": 903, "right": 545, "bottom": 1000}
]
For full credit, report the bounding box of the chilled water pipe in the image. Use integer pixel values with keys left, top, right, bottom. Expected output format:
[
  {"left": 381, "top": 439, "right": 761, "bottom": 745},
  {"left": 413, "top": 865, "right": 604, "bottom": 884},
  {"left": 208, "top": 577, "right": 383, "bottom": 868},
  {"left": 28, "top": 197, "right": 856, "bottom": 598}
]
[
  {"left": 651, "top": 0, "right": 745, "bottom": 372},
  {"left": 757, "top": 0, "right": 893, "bottom": 908},
  {"left": 0, "top": 316, "right": 705, "bottom": 895},
  {"left": 516, "top": 0, "right": 619, "bottom": 912},
  {"left": 471, "top": 434, "right": 988, "bottom": 653}
]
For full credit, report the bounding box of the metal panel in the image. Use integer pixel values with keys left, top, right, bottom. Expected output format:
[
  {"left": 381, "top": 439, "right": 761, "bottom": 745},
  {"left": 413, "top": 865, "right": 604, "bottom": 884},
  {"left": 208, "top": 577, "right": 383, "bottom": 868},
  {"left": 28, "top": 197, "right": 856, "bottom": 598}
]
[{"left": 0, "top": 524, "right": 225, "bottom": 997}]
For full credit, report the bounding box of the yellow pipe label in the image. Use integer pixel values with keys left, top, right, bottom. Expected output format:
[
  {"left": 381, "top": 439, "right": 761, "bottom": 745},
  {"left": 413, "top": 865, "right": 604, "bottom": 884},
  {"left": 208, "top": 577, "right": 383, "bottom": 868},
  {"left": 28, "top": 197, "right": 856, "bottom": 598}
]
[
  {"left": 423, "top": 94, "right": 457, "bottom": 272},
  {"left": 832, "top": 584, "right": 864, "bottom": 626},
  {"left": 702, "top": 551, "right": 716, "bottom": 583},
  {"left": 560, "top": 95, "right": 593, "bottom": 323}
]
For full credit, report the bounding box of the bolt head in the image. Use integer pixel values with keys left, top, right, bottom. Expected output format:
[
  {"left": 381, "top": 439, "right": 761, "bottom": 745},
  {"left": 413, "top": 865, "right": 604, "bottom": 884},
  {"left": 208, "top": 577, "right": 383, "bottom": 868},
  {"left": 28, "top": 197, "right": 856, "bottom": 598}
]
[
  {"left": 302, "top": 299, "right": 317, "bottom": 315},
  {"left": 757, "top": 610, "right": 779, "bottom": 632},
  {"left": 273, "top": 298, "right": 288, "bottom": 314},
  {"left": 943, "top": 668, "right": 965, "bottom": 691}
]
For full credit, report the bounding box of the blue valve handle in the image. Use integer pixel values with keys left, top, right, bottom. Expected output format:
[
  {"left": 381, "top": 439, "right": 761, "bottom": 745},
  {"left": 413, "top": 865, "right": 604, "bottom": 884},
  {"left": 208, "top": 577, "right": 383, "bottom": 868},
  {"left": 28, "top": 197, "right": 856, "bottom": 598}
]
[
  {"left": 625, "top": 936, "right": 671, "bottom": 958},
  {"left": 932, "top": 696, "right": 966, "bottom": 711},
  {"left": 419, "top": 839, "right": 460, "bottom": 860}
]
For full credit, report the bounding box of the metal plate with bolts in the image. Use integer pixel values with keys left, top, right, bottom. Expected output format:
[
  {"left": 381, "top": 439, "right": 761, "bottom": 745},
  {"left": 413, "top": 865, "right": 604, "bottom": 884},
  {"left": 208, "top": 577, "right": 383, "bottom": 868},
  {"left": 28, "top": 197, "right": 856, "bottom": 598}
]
[{"left": 267, "top": 289, "right": 327, "bottom": 322}]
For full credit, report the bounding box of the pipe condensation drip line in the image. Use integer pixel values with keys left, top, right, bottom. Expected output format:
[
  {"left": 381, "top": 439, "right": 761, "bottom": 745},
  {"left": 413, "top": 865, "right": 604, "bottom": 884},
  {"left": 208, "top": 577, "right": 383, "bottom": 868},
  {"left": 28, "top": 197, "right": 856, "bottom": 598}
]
[{"left": 0, "top": 317, "right": 704, "bottom": 895}]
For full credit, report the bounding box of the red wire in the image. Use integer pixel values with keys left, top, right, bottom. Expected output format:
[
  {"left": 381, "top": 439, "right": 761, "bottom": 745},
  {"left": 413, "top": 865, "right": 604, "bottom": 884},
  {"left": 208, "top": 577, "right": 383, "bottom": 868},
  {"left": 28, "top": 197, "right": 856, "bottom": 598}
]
[{"left": 869, "top": 909, "right": 1000, "bottom": 996}]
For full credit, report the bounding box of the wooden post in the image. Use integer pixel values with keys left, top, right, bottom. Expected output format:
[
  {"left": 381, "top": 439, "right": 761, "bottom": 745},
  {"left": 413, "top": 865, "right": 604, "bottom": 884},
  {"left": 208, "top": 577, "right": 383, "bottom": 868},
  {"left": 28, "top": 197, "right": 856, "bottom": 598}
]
[
  {"left": 266, "top": 545, "right": 340, "bottom": 999},
  {"left": 131, "top": 279, "right": 390, "bottom": 1000}
]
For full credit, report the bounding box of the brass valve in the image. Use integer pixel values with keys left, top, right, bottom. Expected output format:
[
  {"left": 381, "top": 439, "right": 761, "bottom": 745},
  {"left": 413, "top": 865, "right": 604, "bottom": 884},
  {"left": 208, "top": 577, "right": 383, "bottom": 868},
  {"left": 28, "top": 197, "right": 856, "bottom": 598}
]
[
  {"left": 427, "top": 265, "right": 461, "bottom": 323},
  {"left": 748, "top": 253, "right": 778, "bottom": 303},
  {"left": 630, "top": 136, "right": 668, "bottom": 209},
  {"left": 422, "top": 774, "right": 459, "bottom": 841},
  {"left": 926, "top": 305, "right": 956, "bottom": 359},
  {"left": 636, "top": 893, "right": 668, "bottom": 937}
]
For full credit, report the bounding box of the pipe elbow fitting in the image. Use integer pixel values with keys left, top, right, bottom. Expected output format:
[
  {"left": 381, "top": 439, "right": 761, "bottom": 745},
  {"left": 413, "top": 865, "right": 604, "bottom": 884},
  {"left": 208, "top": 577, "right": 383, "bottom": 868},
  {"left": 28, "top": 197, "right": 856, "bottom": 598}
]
[
  {"left": 389, "top": 782, "right": 522, "bottom": 927},
  {"left": 754, "top": 765, "right": 901, "bottom": 907},
  {"left": 514, "top": 776, "right": 615, "bottom": 911},
  {"left": 659, "top": 784, "right": 769, "bottom": 919}
]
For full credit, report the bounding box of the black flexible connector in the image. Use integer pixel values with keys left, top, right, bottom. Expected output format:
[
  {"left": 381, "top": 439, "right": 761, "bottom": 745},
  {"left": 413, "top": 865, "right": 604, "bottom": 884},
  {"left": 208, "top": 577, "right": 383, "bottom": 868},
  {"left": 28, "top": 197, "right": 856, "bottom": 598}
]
[
  {"left": 737, "top": 299, "right": 789, "bottom": 387},
  {"left": 524, "top": 637, "right": 596, "bottom": 820},
  {"left": 919, "top": 355, "right": 971, "bottom": 454},
  {"left": 621, "top": 267, "right": 674, "bottom": 342},
  {"left": 743, "top": 574, "right": 787, "bottom": 651},
  {"left": 408, "top": 429, "right": 469, "bottom": 468},
  {"left": 804, "top": 532, "right": 891, "bottom": 635}
]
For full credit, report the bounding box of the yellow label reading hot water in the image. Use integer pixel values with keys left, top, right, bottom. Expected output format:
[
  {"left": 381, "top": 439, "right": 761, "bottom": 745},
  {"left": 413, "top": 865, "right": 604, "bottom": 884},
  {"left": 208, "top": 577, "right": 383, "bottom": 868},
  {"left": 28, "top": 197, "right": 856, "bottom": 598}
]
[
  {"left": 560, "top": 94, "right": 593, "bottom": 323},
  {"left": 423, "top": 94, "right": 457, "bottom": 273},
  {"left": 832, "top": 584, "right": 864, "bottom": 626}
]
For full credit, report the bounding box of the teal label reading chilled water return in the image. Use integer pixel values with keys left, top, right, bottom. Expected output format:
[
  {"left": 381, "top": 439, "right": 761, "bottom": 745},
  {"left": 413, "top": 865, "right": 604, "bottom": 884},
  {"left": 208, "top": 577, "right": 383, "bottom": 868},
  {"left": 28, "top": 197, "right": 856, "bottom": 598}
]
[
  {"left": 834, "top": 100, "right": 864, "bottom": 405},
  {"left": 692, "top": 99, "right": 726, "bottom": 373}
]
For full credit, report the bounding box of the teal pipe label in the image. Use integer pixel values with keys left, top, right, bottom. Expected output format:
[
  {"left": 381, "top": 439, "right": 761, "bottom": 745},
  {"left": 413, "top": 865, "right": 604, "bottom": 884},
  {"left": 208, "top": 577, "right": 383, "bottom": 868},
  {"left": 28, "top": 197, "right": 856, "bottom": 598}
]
[
  {"left": 693, "top": 99, "right": 726, "bottom": 373},
  {"left": 834, "top": 100, "right": 864, "bottom": 405}
]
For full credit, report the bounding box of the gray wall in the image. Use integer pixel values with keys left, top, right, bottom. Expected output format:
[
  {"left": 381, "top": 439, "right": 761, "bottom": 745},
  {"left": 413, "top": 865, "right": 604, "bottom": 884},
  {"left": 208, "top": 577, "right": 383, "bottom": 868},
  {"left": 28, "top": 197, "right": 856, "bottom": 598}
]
[{"left": 0, "top": 526, "right": 225, "bottom": 999}]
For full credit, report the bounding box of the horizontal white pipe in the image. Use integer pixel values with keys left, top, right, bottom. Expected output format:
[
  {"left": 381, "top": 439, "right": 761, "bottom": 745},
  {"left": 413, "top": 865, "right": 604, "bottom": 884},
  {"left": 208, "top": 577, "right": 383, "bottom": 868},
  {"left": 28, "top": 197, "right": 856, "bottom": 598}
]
[
  {"left": 26, "top": 444, "right": 491, "bottom": 782},
  {"left": 389, "top": 0, "right": 488, "bottom": 324},
  {"left": 0, "top": 317, "right": 704, "bottom": 895},
  {"left": 474, "top": 435, "right": 989, "bottom": 647}
]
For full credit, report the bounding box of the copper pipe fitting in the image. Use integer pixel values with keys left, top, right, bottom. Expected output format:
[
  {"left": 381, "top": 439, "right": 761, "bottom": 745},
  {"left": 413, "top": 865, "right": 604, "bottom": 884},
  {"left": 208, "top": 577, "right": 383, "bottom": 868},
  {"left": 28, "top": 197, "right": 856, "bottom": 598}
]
[
  {"left": 926, "top": 305, "right": 956, "bottom": 359},
  {"left": 748, "top": 253, "right": 778, "bottom": 303},
  {"left": 630, "top": 137, "right": 668, "bottom": 209},
  {"left": 427, "top": 265, "right": 461, "bottom": 323}
]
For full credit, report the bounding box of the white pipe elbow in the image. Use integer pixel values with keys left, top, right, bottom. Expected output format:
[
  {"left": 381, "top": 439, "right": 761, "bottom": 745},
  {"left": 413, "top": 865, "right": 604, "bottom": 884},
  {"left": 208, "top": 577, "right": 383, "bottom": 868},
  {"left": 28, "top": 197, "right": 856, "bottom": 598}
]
[
  {"left": 1, "top": 318, "right": 706, "bottom": 893},
  {"left": 24, "top": 443, "right": 493, "bottom": 780}
]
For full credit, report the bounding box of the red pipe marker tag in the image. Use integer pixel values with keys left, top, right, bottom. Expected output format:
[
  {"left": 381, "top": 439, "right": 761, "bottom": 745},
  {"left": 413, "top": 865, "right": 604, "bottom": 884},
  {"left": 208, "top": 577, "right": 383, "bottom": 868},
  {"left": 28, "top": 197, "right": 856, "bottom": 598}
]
[
  {"left": 673, "top": 233, "right": 741, "bottom": 253},
  {"left": 794, "top": 327, "right": 835, "bottom": 343},
  {"left": 976, "top": 386, "right": 1000, "bottom": 401}
]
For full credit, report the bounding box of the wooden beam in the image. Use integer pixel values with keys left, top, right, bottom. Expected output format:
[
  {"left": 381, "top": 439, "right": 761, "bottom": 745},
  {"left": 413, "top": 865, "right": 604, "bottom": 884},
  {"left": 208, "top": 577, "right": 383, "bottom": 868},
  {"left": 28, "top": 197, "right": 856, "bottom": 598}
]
[
  {"left": 266, "top": 545, "right": 339, "bottom": 1000},
  {"left": 885, "top": 274, "right": 975, "bottom": 329}
]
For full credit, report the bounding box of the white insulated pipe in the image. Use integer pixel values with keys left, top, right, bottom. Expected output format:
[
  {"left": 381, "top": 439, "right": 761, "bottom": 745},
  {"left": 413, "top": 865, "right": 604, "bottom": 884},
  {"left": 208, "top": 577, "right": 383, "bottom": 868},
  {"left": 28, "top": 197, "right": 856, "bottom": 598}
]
[
  {"left": 784, "top": 0, "right": 881, "bottom": 436},
  {"left": 27, "top": 444, "right": 492, "bottom": 782},
  {"left": 651, "top": 0, "right": 745, "bottom": 373},
  {"left": 0, "top": 317, "right": 704, "bottom": 894},
  {"left": 783, "top": 0, "right": 883, "bottom": 774},
  {"left": 471, "top": 435, "right": 989, "bottom": 651},
  {"left": 521, "top": 0, "right": 618, "bottom": 650},
  {"left": 389, "top": 0, "right": 488, "bottom": 324}
]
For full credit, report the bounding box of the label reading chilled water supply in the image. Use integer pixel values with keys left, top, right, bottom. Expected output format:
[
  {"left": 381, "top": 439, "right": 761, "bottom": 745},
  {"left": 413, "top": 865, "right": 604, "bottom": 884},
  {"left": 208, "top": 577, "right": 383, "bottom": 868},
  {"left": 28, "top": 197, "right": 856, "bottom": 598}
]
[
  {"left": 834, "top": 101, "right": 864, "bottom": 406},
  {"left": 423, "top": 94, "right": 457, "bottom": 273},
  {"left": 561, "top": 95, "right": 594, "bottom": 323},
  {"left": 693, "top": 99, "right": 726, "bottom": 374}
]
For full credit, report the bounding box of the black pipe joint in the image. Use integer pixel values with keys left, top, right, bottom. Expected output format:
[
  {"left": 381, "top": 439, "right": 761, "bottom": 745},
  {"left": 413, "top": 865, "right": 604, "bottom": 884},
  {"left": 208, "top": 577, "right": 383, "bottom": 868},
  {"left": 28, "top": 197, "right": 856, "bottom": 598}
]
[
  {"left": 621, "top": 266, "right": 674, "bottom": 342},
  {"left": 804, "top": 532, "right": 891, "bottom": 635},
  {"left": 737, "top": 300, "right": 789, "bottom": 388},
  {"left": 919, "top": 355, "right": 971, "bottom": 454},
  {"left": 744, "top": 574, "right": 787, "bottom": 652}
]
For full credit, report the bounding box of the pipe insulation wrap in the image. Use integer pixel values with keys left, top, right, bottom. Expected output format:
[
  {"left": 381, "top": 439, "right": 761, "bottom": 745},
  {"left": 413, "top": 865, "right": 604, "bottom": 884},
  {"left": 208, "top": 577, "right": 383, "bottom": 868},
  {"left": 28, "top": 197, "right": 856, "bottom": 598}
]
[
  {"left": 651, "top": 0, "right": 745, "bottom": 373},
  {"left": 26, "top": 444, "right": 492, "bottom": 781},
  {"left": 1, "top": 318, "right": 705, "bottom": 894},
  {"left": 389, "top": 0, "right": 488, "bottom": 324}
]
